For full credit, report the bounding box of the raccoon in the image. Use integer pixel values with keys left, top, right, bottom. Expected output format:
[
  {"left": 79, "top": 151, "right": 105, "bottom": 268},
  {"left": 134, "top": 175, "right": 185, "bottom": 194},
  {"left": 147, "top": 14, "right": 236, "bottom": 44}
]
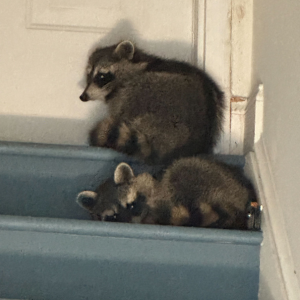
[
  {"left": 80, "top": 41, "right": 224, "bottom": 165},
  {"left": 77, "top": 157, "right": 257, "bottom": 229},
  {"left": 76, "top": 184, "right": 132, "bottom": 223}
]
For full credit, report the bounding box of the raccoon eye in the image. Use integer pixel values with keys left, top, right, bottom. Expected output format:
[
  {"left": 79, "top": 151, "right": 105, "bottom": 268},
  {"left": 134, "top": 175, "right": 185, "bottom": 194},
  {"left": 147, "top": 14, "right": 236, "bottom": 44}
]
[
  {"left": 127, "top": 194, "right": 146, "bottom": 211},
  {"left": 93, "top": 72, "right": 115, "bottom": 87},
  {"left": 104, "top": 213, "right": 119, "bottom": 222},
  {"left": 126, "top": 202, "right": 136, "bottom": 210},
  {"left": 135, "top": 194, "right": 146, "bottom": 203}
]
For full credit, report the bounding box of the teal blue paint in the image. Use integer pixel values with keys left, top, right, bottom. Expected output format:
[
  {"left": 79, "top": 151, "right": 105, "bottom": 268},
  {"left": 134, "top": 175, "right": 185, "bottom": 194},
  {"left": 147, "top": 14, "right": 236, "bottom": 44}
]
[{"left": 0, "top": 141, "right": 262, "bottom": 300}]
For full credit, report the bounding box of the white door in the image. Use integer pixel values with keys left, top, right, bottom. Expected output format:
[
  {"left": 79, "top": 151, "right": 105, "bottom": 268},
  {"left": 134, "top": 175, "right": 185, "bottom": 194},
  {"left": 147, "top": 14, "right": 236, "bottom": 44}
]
[{"left": 0, "top": 0, "right": 252, "bottom": 154}]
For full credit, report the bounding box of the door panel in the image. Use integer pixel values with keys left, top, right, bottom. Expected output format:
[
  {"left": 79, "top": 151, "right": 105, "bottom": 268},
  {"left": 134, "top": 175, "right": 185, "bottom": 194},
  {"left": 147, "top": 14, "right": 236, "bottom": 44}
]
[{"left": 0, "top": 0, "right": 232, "bottom": 153}]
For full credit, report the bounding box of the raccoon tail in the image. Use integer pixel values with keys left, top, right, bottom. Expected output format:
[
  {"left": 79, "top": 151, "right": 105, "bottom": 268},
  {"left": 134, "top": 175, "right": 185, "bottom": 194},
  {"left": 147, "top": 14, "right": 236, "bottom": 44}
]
[
  {"left": 115, "top": 122, "right": 153, "bottom": 159},
  {"left": 89, "top": 119, "right": 154, "bottom": 161},
  {"left": 204, "top": 80, "right": 225, "bottom": 150}
]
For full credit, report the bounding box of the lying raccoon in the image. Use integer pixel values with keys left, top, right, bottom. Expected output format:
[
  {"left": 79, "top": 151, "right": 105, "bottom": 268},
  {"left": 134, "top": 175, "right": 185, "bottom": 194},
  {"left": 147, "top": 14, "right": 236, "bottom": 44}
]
[
  {"left": 77, "top": 157, "right": 257, "bottom": 229},
  {"left": 80, "top": 41, "right": 224, "bottom": 165}
]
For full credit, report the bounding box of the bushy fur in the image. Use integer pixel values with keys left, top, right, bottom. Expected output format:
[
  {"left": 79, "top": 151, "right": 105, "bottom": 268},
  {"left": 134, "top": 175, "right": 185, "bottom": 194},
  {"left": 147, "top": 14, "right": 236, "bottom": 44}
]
[
  {"left": 80, "top": 41, "right": 224, "bottom": 165},
  {"left": 77, "top": 157, "right": 257, "bottom": 230}
]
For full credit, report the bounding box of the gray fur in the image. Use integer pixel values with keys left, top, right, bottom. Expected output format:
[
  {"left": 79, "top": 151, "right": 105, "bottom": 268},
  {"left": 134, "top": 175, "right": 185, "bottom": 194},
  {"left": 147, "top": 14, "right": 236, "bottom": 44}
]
[
  {"left": 76, "top": 178, "right": 132, "bottom": 223},
  {"left": 80, "top": 41, "right": 224, "bottom": 165},
  {"left": 76, "top": 157, "right": 257, "bottom": 229}
]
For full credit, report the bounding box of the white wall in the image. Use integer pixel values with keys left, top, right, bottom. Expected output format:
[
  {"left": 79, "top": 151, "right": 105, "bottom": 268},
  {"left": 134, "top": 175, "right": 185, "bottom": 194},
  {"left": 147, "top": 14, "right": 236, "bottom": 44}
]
[
  {"left": 252, "top": 0, "right": 300, "bottom": 296},
  {"left": 0, "top": 0, "right": 199, "bottom": 145},
  {"left": 0, "top": 0, "right": 235, "bottom": 153}
]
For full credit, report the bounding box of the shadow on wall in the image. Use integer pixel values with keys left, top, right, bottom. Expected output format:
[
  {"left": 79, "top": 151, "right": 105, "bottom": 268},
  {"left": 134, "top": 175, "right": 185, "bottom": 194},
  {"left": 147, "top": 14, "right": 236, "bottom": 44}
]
[
  {"left": 83, "top": 19, "right": 198, "bottom": 69},
  {"left": 0, "top": 114, "right": 91, "bottom": 146},
  {"left": 78, "top": 19, "right": 199, "bottom": 88}
]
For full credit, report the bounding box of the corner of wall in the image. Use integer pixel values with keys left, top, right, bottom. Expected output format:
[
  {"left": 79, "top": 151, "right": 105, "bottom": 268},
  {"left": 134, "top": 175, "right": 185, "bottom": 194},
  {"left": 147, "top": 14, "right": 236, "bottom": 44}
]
[{"left": 245, "top": 142, "right": 300, "bottom": 300}]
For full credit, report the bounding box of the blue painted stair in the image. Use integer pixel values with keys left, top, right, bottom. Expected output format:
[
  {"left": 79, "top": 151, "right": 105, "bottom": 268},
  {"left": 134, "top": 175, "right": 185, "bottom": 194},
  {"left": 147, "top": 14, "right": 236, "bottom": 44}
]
[{"left": 0, "top": 141, "right": 262, "bottom": 300}]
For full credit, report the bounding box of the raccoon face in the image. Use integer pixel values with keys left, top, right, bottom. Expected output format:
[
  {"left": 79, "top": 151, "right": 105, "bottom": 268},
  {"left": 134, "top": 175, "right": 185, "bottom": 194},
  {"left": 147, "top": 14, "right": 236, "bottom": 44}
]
[
  {"left": 79, "top": 70, "right": 116, "bottom": 102},
  {"left": 80, "top": 41, "right": 146, "bottom": 102},
  {"left": 76, "top": 178, "right": 132, "bottom": 223},
  {"left": 76, "top": 162, "right": 155, "bottom": 224}
]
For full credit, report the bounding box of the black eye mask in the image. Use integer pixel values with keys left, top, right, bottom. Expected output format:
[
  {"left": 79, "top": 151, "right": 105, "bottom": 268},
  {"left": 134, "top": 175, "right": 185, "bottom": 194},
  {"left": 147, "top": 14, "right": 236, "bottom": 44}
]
[
  {"left": 126, "top": 194, "right": 146, "bottom": 217},
  {"left": 102, "top": 204, "right": 133, "bottom": 223},
  {"left": 103, "top": 213, "right": 119, "bottom": 222},
  {"left": 93, "top": 72, "right": 115, "bottom": 88}
]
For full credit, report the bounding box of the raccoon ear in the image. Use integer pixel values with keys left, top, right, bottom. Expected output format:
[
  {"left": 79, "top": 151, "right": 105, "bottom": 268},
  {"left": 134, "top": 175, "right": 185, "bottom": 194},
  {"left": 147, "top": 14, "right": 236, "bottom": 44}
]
[
  {"left": 76, "top": 191, "right": 97, "bottom": 211},
  {"left": 114, "top": 162, "right": 134, "bottom": 185},
  {"left": 114, "top": 41, "right": 135, "bottom": 60}
]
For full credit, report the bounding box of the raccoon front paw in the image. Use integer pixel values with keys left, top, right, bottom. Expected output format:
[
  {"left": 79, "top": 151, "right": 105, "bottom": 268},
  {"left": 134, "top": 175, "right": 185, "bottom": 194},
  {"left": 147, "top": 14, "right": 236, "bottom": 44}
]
[{"left": 89, "top": 118, "right": 116, "bottom": 147}]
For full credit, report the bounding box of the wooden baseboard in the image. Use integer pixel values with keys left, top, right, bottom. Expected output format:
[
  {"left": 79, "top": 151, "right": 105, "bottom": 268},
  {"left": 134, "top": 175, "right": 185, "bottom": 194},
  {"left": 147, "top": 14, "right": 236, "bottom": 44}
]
[{"left": 245, "top": 140, "right": 300, "bottom": 300}]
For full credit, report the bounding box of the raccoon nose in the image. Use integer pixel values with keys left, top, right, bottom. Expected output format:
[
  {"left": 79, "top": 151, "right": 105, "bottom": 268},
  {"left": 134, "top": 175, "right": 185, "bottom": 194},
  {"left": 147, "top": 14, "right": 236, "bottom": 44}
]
[{"left": 80, "top": 92, "right": 89, "bottom": 102}]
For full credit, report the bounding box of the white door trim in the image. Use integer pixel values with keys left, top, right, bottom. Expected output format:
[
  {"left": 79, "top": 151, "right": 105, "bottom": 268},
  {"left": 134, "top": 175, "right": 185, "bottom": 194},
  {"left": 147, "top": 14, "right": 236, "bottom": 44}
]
[{"left": 197, "top": 0, "right": 232, "bottom": 154}]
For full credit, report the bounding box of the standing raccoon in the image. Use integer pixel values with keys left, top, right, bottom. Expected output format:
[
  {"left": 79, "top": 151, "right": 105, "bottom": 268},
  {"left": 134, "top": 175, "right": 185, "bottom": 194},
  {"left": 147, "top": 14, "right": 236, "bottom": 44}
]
[
  {"left": 77, "top": 157, "right": 257, "bottom": 230},
  {"left": 80, "top": 41, "right": 224, "bottom": 165}
]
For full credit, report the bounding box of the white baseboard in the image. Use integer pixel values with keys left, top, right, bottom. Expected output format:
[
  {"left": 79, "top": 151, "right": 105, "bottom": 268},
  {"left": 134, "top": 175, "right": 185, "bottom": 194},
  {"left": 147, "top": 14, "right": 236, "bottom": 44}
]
[{"left": 245, "top": 140, "right": 300, "bottom": 300}]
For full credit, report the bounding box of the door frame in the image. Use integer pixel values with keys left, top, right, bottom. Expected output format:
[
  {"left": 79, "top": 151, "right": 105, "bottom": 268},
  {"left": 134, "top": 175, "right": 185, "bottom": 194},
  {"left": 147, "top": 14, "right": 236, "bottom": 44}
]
[{"left": 195, "top": 0, "right": 253, "bottom": 154}]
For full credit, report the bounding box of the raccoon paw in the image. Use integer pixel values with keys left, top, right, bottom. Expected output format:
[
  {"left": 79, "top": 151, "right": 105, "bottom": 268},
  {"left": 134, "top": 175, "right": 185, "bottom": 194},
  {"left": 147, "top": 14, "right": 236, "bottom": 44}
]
[{"left": 89, "top": 118, "right": 116, "bottom": 147}]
